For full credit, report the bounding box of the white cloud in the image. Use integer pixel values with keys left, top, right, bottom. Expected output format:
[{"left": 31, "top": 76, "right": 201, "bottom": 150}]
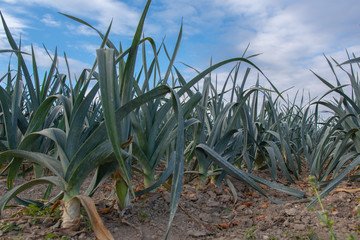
[
  {"left": 213, "top": 0, "right": 282, "bottom": 17},
  {"left": 1, "top": 0, "right": 360, "bottom": 104},
  {"left": 0, "top": 11, "right": 28, "bottom": 30},
  {"left": 204, "top": 0, "right": 360, "bottom": 101},
  {"left": 20, "top": 0, "right": 140, "bottom": 35},
  {"left": 65, "top": 23, "right": 98, "bottom": 36},
  {"left": 2, "top": 0, "right": 17, "bottom": 3},
  {"left": 0, "top": 10, "right": 30, "bottom": 62},
  {"left": 0, "top": 11, "right": 28, "bottom": 43},
  {"left": 21, "top": 45, "right": 55, "bottom": 68},
  {"left": 41, "top": 14, "right": 61, "bottom": 27},
  {"left": 143, "top": 0, "right": 229, "bottom": 38},
  {"left": 82, "top": 44, "right": 99, "bottom": 56}
]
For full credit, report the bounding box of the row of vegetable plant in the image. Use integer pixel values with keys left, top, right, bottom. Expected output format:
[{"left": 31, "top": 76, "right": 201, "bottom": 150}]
[{"left": 0, "top": 0, "right": 359, "bottom": 239}]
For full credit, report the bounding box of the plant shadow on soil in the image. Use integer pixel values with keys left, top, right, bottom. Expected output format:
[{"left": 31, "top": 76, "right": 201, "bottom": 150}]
[{"left": 0, "top": 168, "right": 359, "bottom": 240}]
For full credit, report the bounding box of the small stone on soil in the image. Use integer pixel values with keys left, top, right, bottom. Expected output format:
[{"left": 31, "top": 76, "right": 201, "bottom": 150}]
[
  {"left": 285, "top": 208, "right": 297, "bottom": 216},
  {"left": 293, "top": 223, "right": 306, "bottom": 231},
  {"left": 283, "top": 219, "right": 290, "bottom": 226},
  {"left": 187, "top": 229, "right": 208, "bottom": 237},
  {"left": 199, "top": 212, "right": 211, "bottom": 221},
  {"left": 189, "top": 195, "right": 199, "bottom": 201},
  {"left": 219, "top": 194, "right": 231, "bottom": 202},
  {"left": 207, "top": 199, "right": 221, "bottom": 207},
  {"left": 78, "top": 232, "right": 87, "bottom": 239},
  {"left": 239, "top": 218, "right": 253, "bottom": 228},
  {"left": 244, "top": 209, "right": 253, "bottom": 215},
  {"left": 207, "top": 191, "right": 216, "bottom": 198}
]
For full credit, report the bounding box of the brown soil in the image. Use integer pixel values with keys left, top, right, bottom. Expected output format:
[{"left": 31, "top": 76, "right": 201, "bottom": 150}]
[{"left": 0, "top": 169, "right": 359, "bottom": 240}]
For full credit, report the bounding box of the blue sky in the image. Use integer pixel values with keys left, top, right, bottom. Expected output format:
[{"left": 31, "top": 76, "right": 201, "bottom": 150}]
[{"left": 1, "top": 0, "right": 360, "bottom": 101}]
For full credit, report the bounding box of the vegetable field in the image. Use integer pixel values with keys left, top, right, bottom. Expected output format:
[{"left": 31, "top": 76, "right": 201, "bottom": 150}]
[{"left": 0, "top": 0, "right": 359, "bottom": 239}]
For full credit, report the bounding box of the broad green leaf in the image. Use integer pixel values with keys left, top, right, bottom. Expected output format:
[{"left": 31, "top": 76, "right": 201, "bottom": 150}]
[
  {"left": 308, "top": 154, "right": 360, "bottom": 207},
  {"left": 66, "top": 140, "right": 114, "bottom": 194},
  {"left": 0, "top": 11, "right": 37, "bottom": 110},
  {"left": 341, "top": 57, "right": 360, "bottom": 65},
  {"left": 65, "top": 82, "right": 99, "bottom": 159},
  {"left": 165, "top": 89, "right": 185, "bottom": 239},
  {"left": 0, "top": 150, "right": 65, "bottom": 183},
  {"left": 24, "top": 96, "right": 58, "bottom": 136},
  {"left": 20, "top": 128, "right": 69, "bottom": 170},
  {"left": 135, "top": 155, "right": 175, "bottom": 197},
  {"left": 97, "top": 48, "right": 132, "bottom": 193},
  {"left": 0, "top": 86, "right": 16, "bottom": 149},
  {"left": 0, "top": 176, "right": 64, "bottom": 216},
  {"left": 249, "top": 174, "right": 305, "bottom": 198},
  {"left": 196, "top": 144, "right": 267, "bottom": 196}
]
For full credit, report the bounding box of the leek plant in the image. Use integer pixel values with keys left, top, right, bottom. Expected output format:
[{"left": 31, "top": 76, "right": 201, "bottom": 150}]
[
  {"left": 6, "top": 0, "right": 360, "bottom": 238},
  {"left": 128, "top": 28, "right": 203, "bottom": 188},
  {"left": 0, "top": 28, "right": 119, "bottom": 235},
  {"left": 71, "top": 2, "right": 269, "bottom": 238},
  {"left": 93, "top": 4, "right": 264, "bottom": 237},
  {"left": 252, "top": 90, "right": 312, "bottom": 182},
  {"left": 90, "top": 5, "right": 192, "bottom": 236},
  {"left": 0, "top": 1, "right": 265, "bottom": 239},
  {"left": 193, "top": 85, "right": 307, "bottom": 200},
  {"left": 179, "top": 58, "right": 260, "bottom": 177},
  {"left": 0, "top": 12, "right": 65, "bottom": 114},
  {"left": 307, "top": 53, "right": 360, "bottom": 206},
  {"left": 178, "top": 60, "right": 306, "bottom": 199},
  {"left": 0, "top": 83, "right": 116, "bottom": 239},
  {"left": 0, "top": 7, "right": 135, "bottom": 239},
  {"left": 0, "top": 66, "right": 178, "bottom": 240},
  {"left": 0, "top": 12, "right": 71, "bottom": 189}
]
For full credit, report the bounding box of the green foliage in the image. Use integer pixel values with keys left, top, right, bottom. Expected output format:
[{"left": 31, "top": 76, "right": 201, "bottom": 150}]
[
  {"left": 288, "top": 228, "right": 319, "bottom": 240},
  {"left": 306, "top": 53, "right": 360, "bottom": 207},
  {"left": 308, "top": 176, "right": 337, "bottom": 240},
  {"left": 45, "top": 233, "right": 57, "bottom": 239},
  {"left": 139, "top": 198, "right": 150, "bottom": 222},
  {"left": 243, "top": 226, "right": 257, "bottom": 239},
  {"left": 23, "top": 203, "right": 60, "bottom": 217},
  {"left": 45, "top": 233, "right": 72, "bottom": 240},
  {"left": 268, "top": 236, "right": 280, "bottom": 240},
  {"left": 0, "top": 222, "right": 20, "bottom": 233},
  {"left": 18, "top": 203, "right": 61, "bottom": 224},
  {"left": 1, "top": 0, "right": 360, "bottom": 239}
]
